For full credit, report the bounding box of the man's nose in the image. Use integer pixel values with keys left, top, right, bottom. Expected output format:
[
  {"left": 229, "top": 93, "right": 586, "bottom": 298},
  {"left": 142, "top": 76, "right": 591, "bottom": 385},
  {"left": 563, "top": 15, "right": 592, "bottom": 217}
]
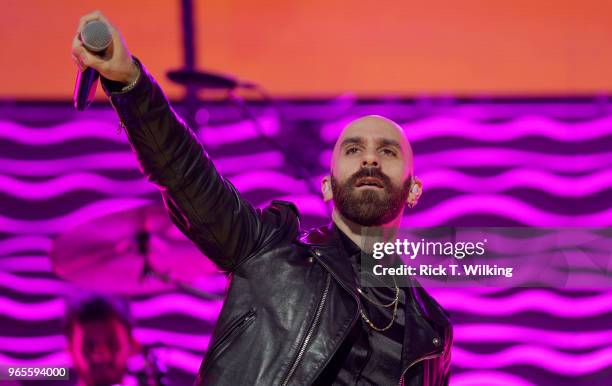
[
  {"left": 361, "top": 150, "right": 380, "bottom": 168},
  {"left": 90, "top": 346, "right": 112, "bottom": 362}
]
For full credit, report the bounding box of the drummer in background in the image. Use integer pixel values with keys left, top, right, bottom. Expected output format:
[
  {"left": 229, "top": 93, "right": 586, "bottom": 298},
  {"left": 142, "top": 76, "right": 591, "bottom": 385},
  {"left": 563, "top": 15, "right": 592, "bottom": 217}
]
[{"left": 63, "top": 295, "right": 140, "bottom": 386}]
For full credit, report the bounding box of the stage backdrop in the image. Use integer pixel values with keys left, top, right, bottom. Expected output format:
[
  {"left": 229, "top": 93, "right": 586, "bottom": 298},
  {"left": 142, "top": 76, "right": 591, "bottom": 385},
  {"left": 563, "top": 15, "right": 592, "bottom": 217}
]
[
  {"left": 3, "top": 0, "right": 612, "bottom": 99},
  {"left": 0, "top": 98, "right": 610, "bottom": 385}
]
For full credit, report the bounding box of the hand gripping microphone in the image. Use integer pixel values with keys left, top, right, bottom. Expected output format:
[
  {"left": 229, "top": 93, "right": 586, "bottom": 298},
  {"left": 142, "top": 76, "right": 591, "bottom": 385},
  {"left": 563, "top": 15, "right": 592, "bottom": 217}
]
[{"left": 74, "top": 20, "right": 112, "bottom": 111}]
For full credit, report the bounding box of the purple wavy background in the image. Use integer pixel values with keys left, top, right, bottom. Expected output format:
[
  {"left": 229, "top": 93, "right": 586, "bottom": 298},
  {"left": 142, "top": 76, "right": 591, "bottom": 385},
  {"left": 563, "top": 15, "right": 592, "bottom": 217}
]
[{"left": 0, "top": 100, "right": 611, "bottom": 385}]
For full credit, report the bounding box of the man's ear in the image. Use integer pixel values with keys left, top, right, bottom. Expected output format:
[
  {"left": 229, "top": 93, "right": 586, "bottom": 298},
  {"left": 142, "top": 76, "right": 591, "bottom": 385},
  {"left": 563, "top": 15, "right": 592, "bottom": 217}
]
[
  {"left": 321, "top": 176, "right": 333, "bottom": 202},
  {"left": 407, "top": 176, "right": 423, "bottom": 207}
]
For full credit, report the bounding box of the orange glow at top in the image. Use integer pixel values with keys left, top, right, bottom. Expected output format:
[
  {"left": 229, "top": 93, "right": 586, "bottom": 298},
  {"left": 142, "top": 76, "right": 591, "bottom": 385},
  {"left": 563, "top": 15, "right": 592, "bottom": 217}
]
[{"left": 2, "top": 0, "right": 612, "bottom": 100}]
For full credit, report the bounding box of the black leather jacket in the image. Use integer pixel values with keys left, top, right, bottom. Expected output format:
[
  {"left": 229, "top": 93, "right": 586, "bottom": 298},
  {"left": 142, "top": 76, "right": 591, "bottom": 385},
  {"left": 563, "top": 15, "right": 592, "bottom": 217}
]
[{"left": 103, "top": 61, "right": 453, "bottom": 386}]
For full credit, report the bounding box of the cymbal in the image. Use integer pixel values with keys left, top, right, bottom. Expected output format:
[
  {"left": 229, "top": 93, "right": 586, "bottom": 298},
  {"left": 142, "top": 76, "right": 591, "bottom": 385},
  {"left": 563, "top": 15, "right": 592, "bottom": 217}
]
[
  {"left": 166, "top": 69, "right": 256, "bottom": 89},
  {"left": 50, "top": 203, "right": 220, "bottom": 296}
]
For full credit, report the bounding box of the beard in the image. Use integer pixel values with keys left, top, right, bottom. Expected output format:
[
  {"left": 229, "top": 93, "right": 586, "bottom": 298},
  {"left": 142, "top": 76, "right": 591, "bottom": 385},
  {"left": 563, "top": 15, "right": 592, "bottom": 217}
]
[{"left": 331, "top": 168, "right": 411, "bottom": 226}]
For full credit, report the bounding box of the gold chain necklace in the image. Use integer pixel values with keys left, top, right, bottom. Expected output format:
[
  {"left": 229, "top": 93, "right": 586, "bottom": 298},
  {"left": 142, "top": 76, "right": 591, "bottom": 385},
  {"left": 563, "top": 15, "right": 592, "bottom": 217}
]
[
  {"left": 357, "top": 284, "right": 399, "bottom": 307},
  {"left": 359, "top": 296, "right": 399, "bottom": 331},
  {"left": 357, "top": 276, "right": 400, "bottom": 331}
]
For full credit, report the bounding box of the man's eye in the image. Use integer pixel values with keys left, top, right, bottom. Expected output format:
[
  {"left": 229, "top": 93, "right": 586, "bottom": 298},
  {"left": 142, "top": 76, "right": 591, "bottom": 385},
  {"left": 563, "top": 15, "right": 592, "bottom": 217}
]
[
  {"left": 381, "top": 148, "right": 396, "bottom": 156},
  {"left": 346, "top": 147, "right": 360, "bottom": 155}
]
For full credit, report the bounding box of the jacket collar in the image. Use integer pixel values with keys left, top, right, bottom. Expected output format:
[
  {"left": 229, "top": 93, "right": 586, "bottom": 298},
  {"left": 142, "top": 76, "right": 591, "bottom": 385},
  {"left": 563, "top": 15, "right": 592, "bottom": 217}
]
[
  {"left": 300, "top": 221, "right": 418, "bottom": 293},
  {"left": 300, "top": 222, "right": 360, "bottom": 299}
]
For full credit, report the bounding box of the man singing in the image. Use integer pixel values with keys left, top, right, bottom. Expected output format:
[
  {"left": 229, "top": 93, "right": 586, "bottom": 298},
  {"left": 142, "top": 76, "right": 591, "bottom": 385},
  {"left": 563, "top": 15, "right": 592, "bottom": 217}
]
[{"left": 72, "top": 11, "right": 452, "bottom": 386}]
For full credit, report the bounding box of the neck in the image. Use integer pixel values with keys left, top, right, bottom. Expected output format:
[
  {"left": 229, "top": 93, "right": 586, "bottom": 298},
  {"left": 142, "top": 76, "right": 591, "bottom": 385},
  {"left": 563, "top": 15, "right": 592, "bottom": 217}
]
[{"left": 332, "top": 208, "right": 401, "bottom": 252}]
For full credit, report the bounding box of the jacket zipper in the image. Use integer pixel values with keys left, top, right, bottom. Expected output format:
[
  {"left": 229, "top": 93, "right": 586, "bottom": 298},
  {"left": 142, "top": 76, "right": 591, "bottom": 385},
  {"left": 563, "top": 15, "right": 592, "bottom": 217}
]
[
  {"left": 281, "top": 273, "right": 331, "bottom": 386},
  {"left": 305, "top": 254, "right": 360, "bottom": 383},
  {"left": 397, "top": 352, "right": 443, "bottom": 386},
  {"left": 205, "top": 309, "right": 257, "bottom": 363}
]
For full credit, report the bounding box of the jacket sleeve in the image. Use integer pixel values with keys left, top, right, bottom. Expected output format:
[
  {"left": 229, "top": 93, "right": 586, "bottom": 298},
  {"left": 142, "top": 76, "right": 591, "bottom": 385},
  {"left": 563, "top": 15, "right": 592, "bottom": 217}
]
[{"left": 101, "top": 59, "right": 296, "bottom": 273}]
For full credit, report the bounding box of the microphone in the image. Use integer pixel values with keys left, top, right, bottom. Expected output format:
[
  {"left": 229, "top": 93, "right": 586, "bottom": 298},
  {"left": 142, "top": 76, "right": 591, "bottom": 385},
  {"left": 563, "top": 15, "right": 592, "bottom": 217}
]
[{"left": 74, "top": 20, "right": 112, "bottom": 111}]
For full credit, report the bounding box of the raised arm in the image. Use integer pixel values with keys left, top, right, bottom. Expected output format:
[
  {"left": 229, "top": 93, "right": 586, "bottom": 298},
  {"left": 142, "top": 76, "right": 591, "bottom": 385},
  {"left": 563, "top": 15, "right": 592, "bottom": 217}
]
[{"left": 72, "top": 11, "right": 298, "bottom": 272}]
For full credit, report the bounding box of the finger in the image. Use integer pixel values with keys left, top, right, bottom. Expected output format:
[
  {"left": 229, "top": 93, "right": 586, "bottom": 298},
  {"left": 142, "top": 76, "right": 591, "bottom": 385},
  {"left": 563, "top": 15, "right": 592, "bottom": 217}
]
[
  {"left": 77, "top": 12, "right": 97, "bottom": 33},
  {"left": 72, "top": 44, "right": 105, "bottom": 70},
  {"left": 92, "top": 12, "right": 114, "bottom": 30},
  {"left": 71, "top": 33, "right": 82, "bottom": 51},
  {"left": 109, "top": 28, "right": 125, "bottom": 55},
  {"left": 71, "top": 33, "right": 86, "bottom": 71},
  {"left": 77, "top": 10, "right": 102, "bottom": 32},
  {"left": 71, "top": 34, "right": 87, "bottom": 69},
  {"left": 71, "top": 54, "right": 86, "bottom": 72}
]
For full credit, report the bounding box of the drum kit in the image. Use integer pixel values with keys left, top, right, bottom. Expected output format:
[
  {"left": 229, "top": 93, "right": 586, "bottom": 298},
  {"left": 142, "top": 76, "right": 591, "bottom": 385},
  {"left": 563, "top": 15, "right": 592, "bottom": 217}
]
[{"left": 50, "top": 202, "right": 222, "bottom": 298}]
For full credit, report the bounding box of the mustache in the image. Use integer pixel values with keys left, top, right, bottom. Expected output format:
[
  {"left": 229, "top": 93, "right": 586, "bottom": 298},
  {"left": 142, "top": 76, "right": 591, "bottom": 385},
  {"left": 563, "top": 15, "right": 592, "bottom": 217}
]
[{"left": 346, "top": 167, "right": 392, "bottom": 188}]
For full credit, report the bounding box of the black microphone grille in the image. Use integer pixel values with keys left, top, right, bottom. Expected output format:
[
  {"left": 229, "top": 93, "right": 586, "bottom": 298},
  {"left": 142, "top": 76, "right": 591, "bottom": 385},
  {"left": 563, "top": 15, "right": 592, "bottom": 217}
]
[{"left": 81, "top": 20, "right": 112, "bottom": 53}]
